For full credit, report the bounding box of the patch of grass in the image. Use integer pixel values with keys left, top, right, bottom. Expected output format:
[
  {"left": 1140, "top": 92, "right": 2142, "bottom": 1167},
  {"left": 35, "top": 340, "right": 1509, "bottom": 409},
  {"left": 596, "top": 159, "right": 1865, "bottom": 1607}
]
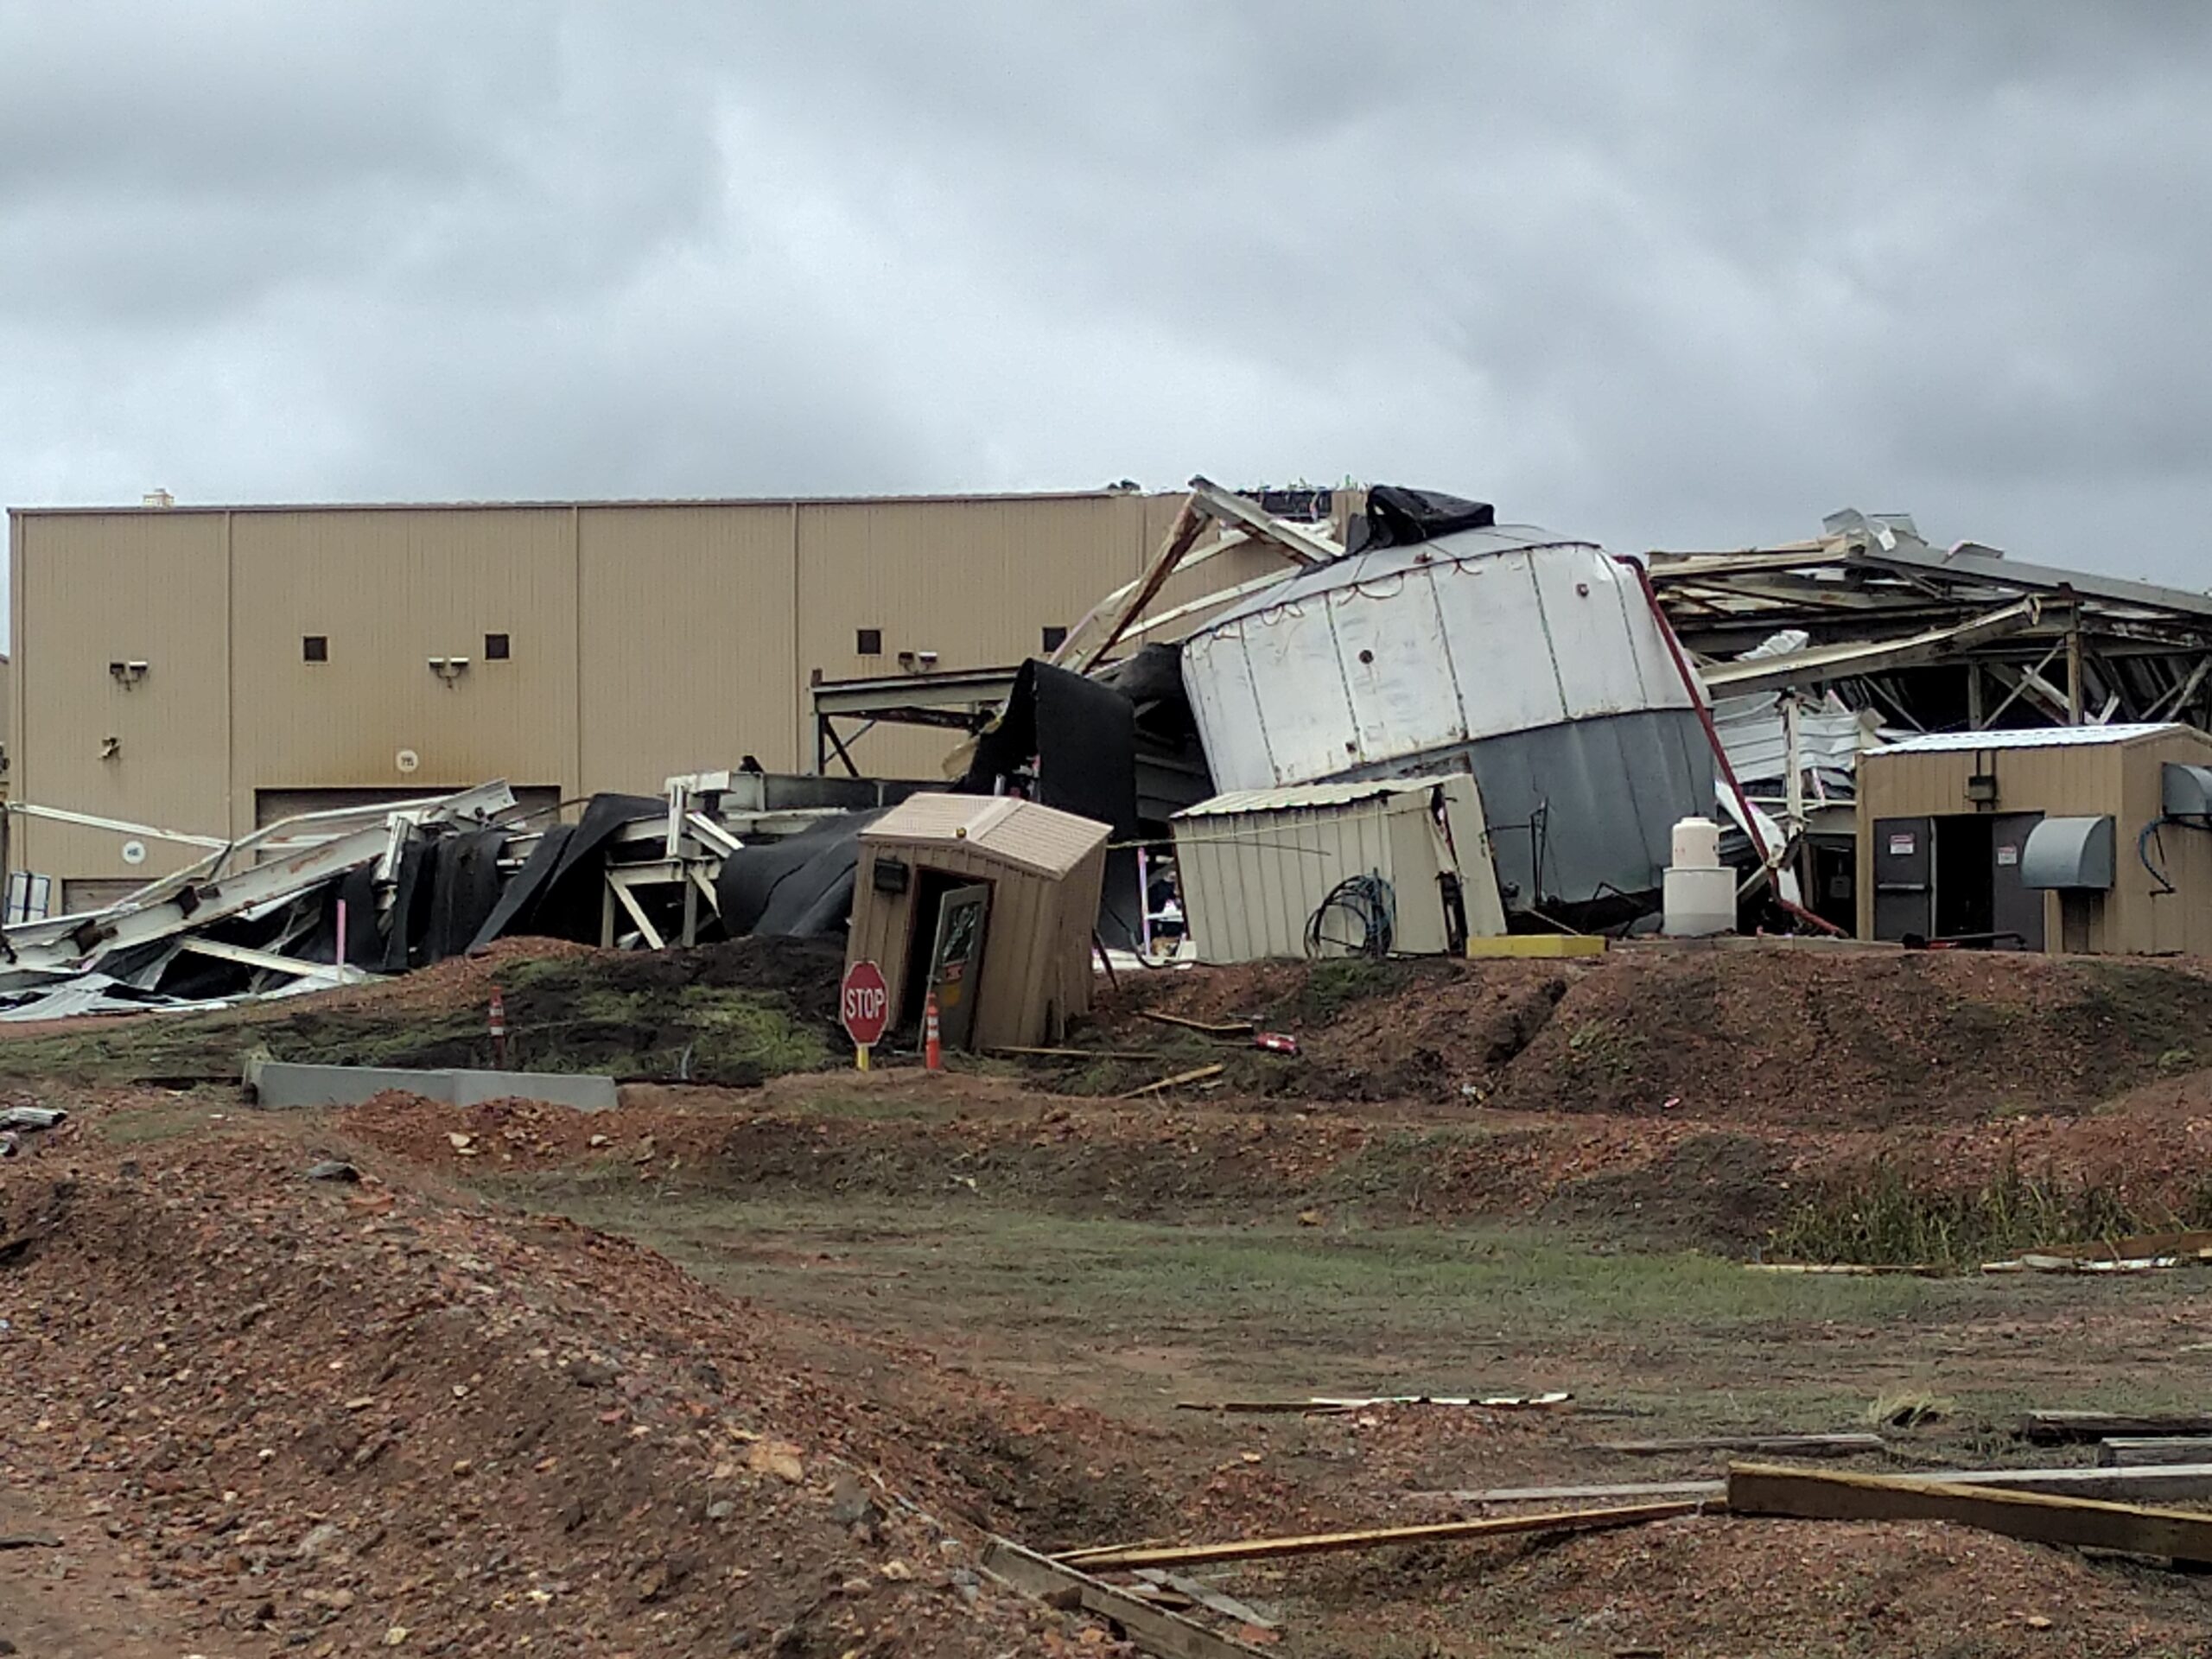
[
  {"left": 1767, "top": 1152, "right": 2199, "bottom": 1269},
  {"left": 1295, "top": 958, "right": 1418, "bottom": 1024},
  {"left": 485, "top": 1179, "right": 1962, "bottom": 1351},
  {"left": 1562, "top": 1017, "right": 1643, "bottom": 1081}
]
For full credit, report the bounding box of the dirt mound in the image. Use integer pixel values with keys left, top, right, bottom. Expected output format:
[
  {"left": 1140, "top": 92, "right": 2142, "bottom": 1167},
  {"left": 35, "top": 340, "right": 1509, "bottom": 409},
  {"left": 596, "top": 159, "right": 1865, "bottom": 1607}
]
[
  {"left": 0, "top": 1129, "right": 1164, "bottom": 1656},
  {"left": 1084, "top": 945, "right": 2212, "bottom": 1127},
  {"left": 1306, "top": 1510, "right": 2212, "bottom": 1656}
]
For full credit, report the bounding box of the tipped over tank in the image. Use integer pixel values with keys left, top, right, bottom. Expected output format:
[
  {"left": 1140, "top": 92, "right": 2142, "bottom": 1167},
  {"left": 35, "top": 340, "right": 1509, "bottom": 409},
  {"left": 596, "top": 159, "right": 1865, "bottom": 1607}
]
[{"left": 1178, "top": 512, "right": 1713, "bottom": 919}]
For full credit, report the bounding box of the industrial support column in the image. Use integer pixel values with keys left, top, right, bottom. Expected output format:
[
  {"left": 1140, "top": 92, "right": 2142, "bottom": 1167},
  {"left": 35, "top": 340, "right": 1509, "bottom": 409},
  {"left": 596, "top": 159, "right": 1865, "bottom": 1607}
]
[{"left": 2064, "top": 592, "right": 2085, "bottom": 726}]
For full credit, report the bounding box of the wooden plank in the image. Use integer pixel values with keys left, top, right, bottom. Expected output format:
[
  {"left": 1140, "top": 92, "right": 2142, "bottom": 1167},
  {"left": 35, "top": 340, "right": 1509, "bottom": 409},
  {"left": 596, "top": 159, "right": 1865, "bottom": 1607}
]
[
  {"left": 1058, "top": 1501, "right": 1707, "bottom": 1573},
  {"left": 1119, "top": 1064, "right": 1226, "bottom": 1100},
  {"left": 1600, "top": 1433, "right": 1885, "bottom": 1458},
  {"left": 1408, "top": 1480, "right": 1726, "bottom": 1506},
  {"left": 982, "top": 1539, "right": 1268, "bottom": 1659},
  {"left": 2019, "top": 1410, "right": 2212, "bottom": 1445},
  {"left": 1726, "top": 1462, "right": 2212, "bottom": 1563},
  {"left": 2099, "top": 1439, "right": 2212, "bottom": 1468},
  {"left": 1418, "top": 1465, "right": 2212, "bottom": 1507},
  {"left": 1463, "top": 934, "right": 1605, "bottom": 959},
  {"left": 1141, "top": 1010, "right": 1256, "bottom": 1037},
  {"left": 1135, "top": 1572, "right": 1280, "bottom": 1630}
]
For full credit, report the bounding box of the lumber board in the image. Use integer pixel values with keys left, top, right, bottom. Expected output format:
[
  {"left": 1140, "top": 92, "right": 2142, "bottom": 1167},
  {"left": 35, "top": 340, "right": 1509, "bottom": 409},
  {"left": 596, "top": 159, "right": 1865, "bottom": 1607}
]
[
  {"left": 1119, "top": 1063, "right": 1226, "bottom": 1100},
  {"left": 1141, "top": 1010, "right": 1255, "bottom": 1037},
  {"left": 1409, "top": 1480, "right": 1726, "bottom": 1506},
  {"left": 1726, "top": 1462, "right": 2212, "bottom": 1563},
  {"left": 983, "top": 1539, "right": 1268, "bottom": 1659},
  {"left": 1600, "top": 1433, "right": 1885, "bottom": 1457},
  {"left": 1058, "top": 1501, "right": 1707, "bottom": 1573},
  {"left": 1135, "top": 1572, "right": 1279, "bottom": 1630},
  {"left": 1416, "top": 1465, "right": 2212, "bottom": 1507},
  {"left": 2099, "top": 1439, "right": 2212, "bottom": 1468},
  {"left": 2019, "top": 1410, "right": 2212, "bottom": 1445}
]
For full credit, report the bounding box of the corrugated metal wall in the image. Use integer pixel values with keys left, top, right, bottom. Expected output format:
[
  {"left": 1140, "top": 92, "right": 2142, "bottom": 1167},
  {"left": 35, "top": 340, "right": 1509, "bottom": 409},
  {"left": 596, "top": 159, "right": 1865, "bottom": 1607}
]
[
  {"left": 1853, "top": 734, "right": 2212, "bottom": 955},
  {"left": 10, "top": 493, "right": 1182, "bottom": 880}
]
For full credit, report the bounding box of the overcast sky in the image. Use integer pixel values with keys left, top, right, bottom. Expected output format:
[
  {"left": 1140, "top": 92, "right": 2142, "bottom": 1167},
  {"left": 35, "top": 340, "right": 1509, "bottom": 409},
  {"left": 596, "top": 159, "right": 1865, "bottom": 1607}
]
[{"left": 5, "top": 3, "right": 2210, "bottom": 588}]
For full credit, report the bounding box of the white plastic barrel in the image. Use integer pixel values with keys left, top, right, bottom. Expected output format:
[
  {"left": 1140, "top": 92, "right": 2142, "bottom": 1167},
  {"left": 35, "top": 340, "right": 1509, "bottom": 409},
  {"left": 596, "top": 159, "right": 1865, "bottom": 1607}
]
[{"left": 1669, "top": 816, "right": 1722, "bottom": 870}]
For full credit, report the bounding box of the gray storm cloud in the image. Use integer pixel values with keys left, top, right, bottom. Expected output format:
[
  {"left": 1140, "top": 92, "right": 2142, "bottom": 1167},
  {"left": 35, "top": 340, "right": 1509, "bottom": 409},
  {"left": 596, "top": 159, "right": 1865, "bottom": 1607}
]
[{"left": 3, "top": 0, "right": 2209, "bottom": 588}]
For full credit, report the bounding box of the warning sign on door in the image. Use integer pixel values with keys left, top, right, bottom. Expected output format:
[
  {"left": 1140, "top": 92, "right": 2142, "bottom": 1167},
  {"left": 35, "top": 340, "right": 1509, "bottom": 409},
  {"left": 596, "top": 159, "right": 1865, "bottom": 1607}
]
[
  {"left": 1888, "top": 833, "right": 1916, "bottom": 856},
  {"left": 1998, "top": 844, "right": 2019, "bottom": 866}
]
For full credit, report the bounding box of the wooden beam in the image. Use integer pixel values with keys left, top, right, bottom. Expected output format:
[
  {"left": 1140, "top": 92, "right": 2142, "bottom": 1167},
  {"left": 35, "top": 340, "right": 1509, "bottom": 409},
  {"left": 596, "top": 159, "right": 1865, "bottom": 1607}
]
[
  {"left": 1058, "top": 498, "right": 1211, "bottom": 674},
  {"left": 2099, "top": 1440, "right": 2212, "bottom": 1469},
  {"left": 1134, "top": 1572, "right": 1279, "bottom": 1630},
  {"left": 1726, "top": 1462, "right": 2212, "bottom": 1563},
  {"left": 1056, "top": 1501, "right": 1707, "bottom": 1573},
  {"left": 2021, "top": 1410, "right": 2212, "bottom": 1445},
  {"left": 1599, "top": 1433, "right": 1885, "bottom": 1458},
  {"left": 1408, "top": 1480, "right": 1726, "bottom": 1506},
  {"left": 982, "top": 1540, "right": 1268, "bottom": 1659},
  {"left": 1118, "top": 1063, "right": 1225, "bottom": 1100}
]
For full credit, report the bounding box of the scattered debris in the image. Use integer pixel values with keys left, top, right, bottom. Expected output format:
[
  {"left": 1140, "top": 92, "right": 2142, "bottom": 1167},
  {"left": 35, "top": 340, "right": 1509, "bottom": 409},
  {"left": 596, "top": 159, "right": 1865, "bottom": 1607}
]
[
  {"left": 0, "top": 1107, "right": 66, "bottom": 1133},
  {"left": 1726, "top": 1461, "right": 2212, "bottom": 1567},
  {"left": 303, "top": 1160, "right": 361, "bottom": 1184},
  {"left": 1133, "top": 1571, "right": 1280, "bottom": 1630},
  {"left": 2020, "top": 1410, "right": 2212, "bottom": 1446},
  {"left": 985, "top": 1538, "right": 1268, "bottom": 1659},
  {"left": 1141, "top": 1011, "right": 1255, "bottom": 1038},
  {"left": 0, "top": 1534, "right": 61, "bottom": 1551},
  {"left": 1178, "top": 1392, "right": 1572, "bottom": 1415}
]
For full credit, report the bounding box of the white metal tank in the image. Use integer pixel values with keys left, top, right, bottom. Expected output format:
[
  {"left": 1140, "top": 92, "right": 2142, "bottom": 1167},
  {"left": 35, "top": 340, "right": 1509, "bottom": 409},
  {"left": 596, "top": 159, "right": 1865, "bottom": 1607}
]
[
  {"left": 1662, "top": 815, "right": 1735, "bottom": 937},
  {"left": 1179, "top": 524, "right": 1713, "bottom": 916}
]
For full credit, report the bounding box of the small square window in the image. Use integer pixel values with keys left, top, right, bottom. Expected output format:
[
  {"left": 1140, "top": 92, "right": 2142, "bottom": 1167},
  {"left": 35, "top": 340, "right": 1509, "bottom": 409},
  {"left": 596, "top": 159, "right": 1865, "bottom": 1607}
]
[
  {"left": 856, "top": 627, "right": 883, "bottom": 656},
  {"left": 1041, "top": 625, "right": 1068, "bottom": 653},
  {"left": 302, "top": 635, "right": 328, "bottom": 663},
  {"left": 484, "top": 632, "right": 511, "bottom": 661}
]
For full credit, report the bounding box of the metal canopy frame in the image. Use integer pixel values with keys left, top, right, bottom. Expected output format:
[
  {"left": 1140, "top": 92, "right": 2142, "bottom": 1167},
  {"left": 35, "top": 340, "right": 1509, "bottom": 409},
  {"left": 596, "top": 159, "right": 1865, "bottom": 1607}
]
[{"left": 1649, "top": 515, "right": 2212, "bottom": 733}]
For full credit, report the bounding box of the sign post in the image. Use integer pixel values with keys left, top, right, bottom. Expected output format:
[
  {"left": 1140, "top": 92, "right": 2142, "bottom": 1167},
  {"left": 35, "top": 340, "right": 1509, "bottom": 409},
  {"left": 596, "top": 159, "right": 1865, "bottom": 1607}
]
[{"left": 840, "top": 959, "right": 890, "bottom": 1071}]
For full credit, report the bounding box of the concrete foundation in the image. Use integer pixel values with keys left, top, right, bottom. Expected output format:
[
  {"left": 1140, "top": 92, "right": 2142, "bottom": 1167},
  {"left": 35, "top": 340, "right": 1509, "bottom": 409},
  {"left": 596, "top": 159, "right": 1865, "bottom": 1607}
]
[{"left": 247, "top": 1059, "right": 618, "bottom": 1113}]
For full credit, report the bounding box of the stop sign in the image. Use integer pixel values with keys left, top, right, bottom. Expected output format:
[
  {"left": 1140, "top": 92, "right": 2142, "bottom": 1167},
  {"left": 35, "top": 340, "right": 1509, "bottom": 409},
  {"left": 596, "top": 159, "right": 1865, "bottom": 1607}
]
[{"left": 840, "top": 959, "right": 891, "bottom": 1049}]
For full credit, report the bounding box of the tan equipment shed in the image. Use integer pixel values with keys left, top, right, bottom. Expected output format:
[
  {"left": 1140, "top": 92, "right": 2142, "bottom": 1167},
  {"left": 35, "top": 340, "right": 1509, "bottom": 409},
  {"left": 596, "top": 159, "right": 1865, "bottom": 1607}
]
[
  {"left": 1170, "top": 773, "right": 1508, "bottom": 963},
  {"left": 848, "top": 794, "right": 1109, "bottom": 1052},
  {"left": 1858, "top": 722, "right": 2212, "bottom": 956}
]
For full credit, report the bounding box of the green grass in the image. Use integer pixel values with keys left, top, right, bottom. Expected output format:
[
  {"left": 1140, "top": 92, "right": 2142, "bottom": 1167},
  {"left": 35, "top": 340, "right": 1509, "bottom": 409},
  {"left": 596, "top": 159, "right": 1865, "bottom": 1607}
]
[
  {"left": 0, "top": 975, "right": 832, "bottom": 1087},
  {"left": 1768, "top": 1154, "right": 2212, "bottom": 1268}
]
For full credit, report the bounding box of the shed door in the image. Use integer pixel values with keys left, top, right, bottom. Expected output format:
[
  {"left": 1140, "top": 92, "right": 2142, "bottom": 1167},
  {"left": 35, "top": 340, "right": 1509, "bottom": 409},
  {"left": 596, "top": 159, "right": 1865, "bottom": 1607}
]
[
  {"left": 927, "top": 884, "right": 991, "bottom": 1051},
  {"left": 1990, "top": 811, "right": 2046, "bottom": 951},
  {"left": 1872, "top": 816, "right": 1933, "bottom": 941}
]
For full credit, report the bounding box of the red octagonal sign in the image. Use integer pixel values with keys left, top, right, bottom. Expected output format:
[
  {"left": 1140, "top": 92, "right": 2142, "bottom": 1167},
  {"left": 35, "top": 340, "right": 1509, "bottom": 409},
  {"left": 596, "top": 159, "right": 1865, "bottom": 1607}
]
[{"left": 840, "top": 959, "right": 891, "bottom": 1049}]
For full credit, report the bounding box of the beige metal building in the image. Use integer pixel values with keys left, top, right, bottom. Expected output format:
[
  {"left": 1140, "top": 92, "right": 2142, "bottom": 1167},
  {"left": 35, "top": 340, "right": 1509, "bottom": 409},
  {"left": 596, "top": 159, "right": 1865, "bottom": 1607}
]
[
  {"left": 1859, "top": 723, "right": 2212, "bottom": 955},
  {"left": 9, "top": 490, "right": 1298, "bottom": 903}
]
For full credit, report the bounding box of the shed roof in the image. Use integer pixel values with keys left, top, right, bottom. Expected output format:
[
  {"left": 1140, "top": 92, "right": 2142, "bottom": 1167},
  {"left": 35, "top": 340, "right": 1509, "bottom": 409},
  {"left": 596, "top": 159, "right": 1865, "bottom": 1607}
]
[
  {"left": 860, "top": 793, "right": 1109, "bottom": 879},
  {"left": 1872, "top": 723, "right": 2195, "bottom": 756},
  {"left": 1175, "top": 775, "right": 1462, "bottom": 818}
]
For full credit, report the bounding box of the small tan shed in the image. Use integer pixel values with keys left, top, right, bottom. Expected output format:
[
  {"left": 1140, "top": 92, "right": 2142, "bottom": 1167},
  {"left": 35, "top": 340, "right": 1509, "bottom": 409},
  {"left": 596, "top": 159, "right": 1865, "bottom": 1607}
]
[
  {"left": 1857, "top": 722, "right": 2212, "bottom": 956},
  {"left": 848, "top": 794, "right": 1109, "bottom": 1051}
]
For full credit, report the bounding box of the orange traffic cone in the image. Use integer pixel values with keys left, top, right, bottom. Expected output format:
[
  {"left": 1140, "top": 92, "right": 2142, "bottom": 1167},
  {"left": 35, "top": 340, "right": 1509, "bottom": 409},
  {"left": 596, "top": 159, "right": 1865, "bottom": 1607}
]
[{"left": 924, "top": 991, "right": 944, "bottom": 1072}]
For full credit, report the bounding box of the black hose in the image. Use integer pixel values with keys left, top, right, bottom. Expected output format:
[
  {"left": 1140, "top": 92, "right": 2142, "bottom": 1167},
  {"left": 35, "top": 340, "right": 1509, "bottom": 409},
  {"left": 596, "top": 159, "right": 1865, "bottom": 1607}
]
[{"left": 1306, "top": 874, "right": 1396, "bottom": 959}]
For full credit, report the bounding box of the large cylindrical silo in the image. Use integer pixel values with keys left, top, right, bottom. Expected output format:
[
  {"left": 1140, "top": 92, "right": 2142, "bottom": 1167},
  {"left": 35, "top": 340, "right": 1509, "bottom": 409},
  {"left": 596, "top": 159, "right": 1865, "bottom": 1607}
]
[{"left": 1178, "top": 523, "right": 1714, "bottom": 918}]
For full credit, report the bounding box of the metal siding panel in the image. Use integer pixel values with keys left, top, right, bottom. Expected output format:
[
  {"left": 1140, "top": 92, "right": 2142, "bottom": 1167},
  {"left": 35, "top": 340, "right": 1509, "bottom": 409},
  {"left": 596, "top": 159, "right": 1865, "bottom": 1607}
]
[
  {"left": 1178, "top": 626, "right": 1275, "bottom": 792},
  {"left": 1429, "top": 554, "right": 1573, "bottom": 738},
  {"left": 796, "top": 497, "right": 1143, "bottom": 778},
  {"left": 16, "top": 512, "right": 232, "bottom": 878},
  {"left": 577, "top": 504, "right": 798, "bottom": 790},
  {"left": 229, "top": 509, "right": 579, "bottom": 811},
  {"left": 1327, "top": 573, "right": 1468, "bottom": 764}
]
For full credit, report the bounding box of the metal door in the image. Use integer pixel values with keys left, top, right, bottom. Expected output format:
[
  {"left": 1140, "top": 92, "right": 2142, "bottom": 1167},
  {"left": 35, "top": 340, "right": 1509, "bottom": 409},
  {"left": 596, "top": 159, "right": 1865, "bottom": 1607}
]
[
  {"left": 1872, "top": 816, "right": 1933, "bottom": 940},
  {"left": 926, "top": 884, "right": 990, "bottom": 1050},
  {"left": 1989, "top": 811, "right": 2046, "bottom": 950}
]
